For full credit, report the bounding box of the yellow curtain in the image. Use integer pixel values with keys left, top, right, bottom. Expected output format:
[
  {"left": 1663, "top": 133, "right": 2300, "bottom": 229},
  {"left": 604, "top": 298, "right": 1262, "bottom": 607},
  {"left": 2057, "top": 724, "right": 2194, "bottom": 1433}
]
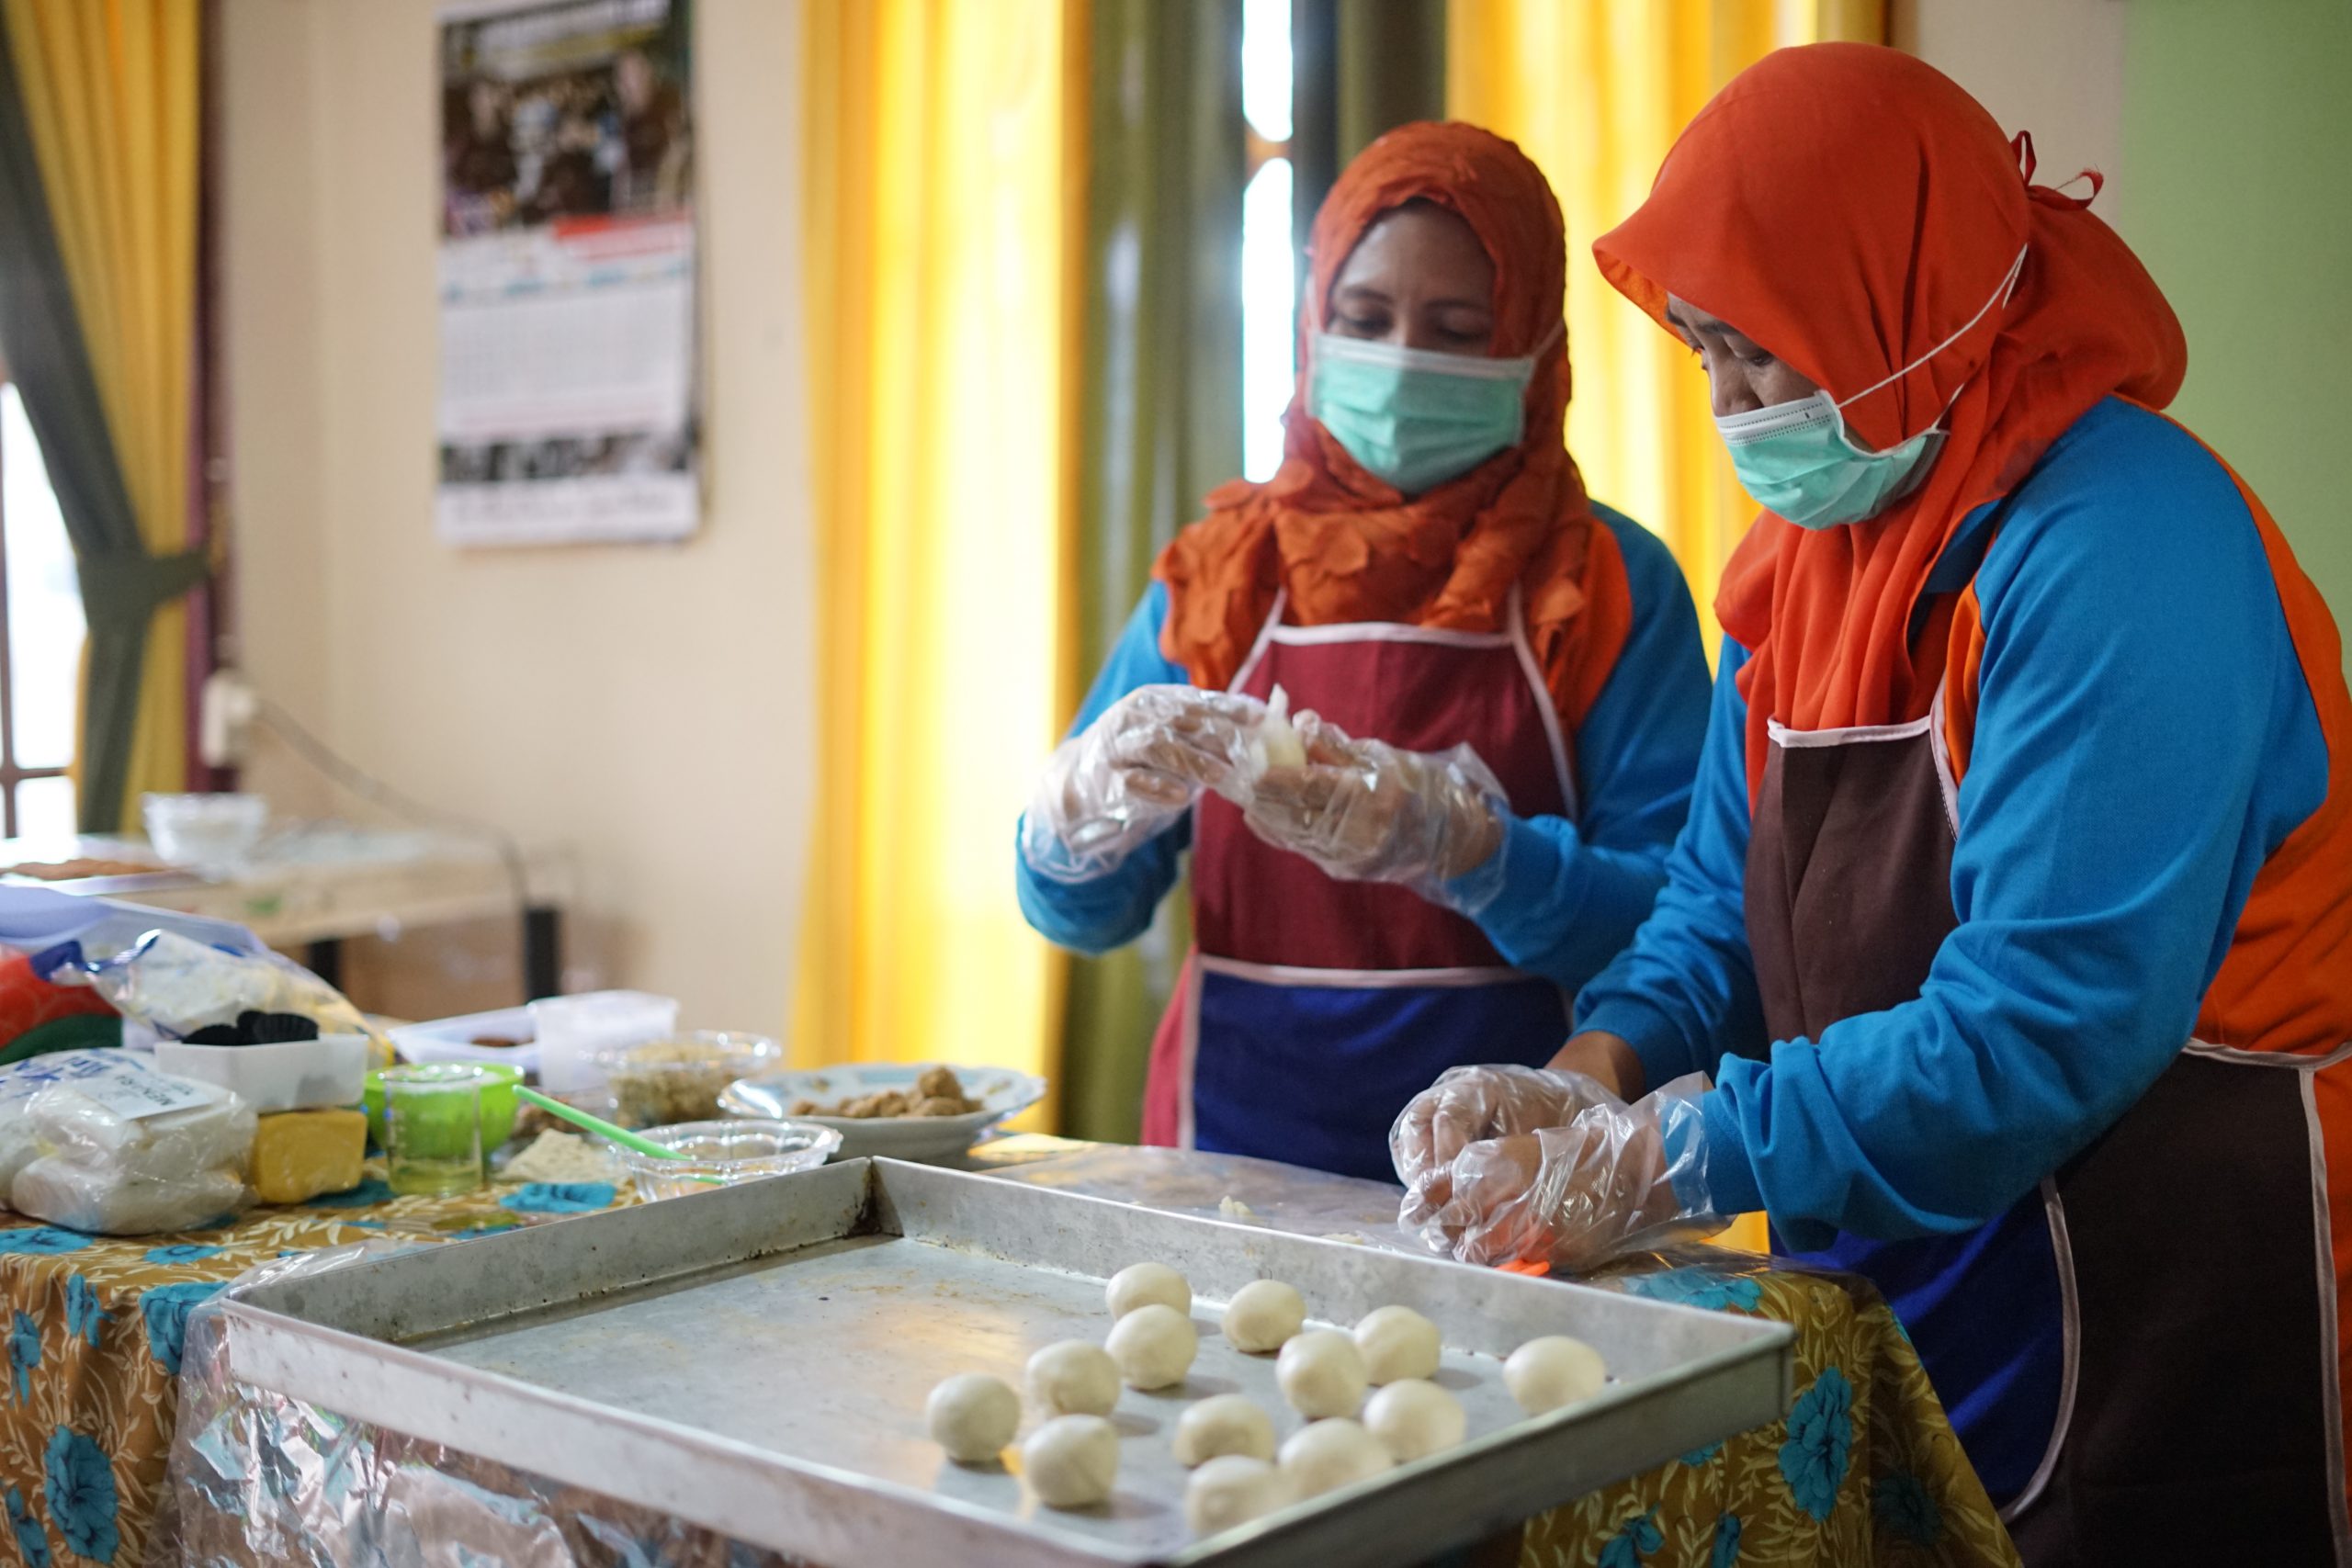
[
  {"left": 4, "top": 0, "right": 198, "bottom": 828},
  {"left": 1448, "top": 0, "right": 1883, "bottom": 644},
  {"left": 794, "top": 0, "right": 1084, "bottom": 1119},
  {"left": 1450, "top": 0, "right": 1882, "bottom": 1252}
]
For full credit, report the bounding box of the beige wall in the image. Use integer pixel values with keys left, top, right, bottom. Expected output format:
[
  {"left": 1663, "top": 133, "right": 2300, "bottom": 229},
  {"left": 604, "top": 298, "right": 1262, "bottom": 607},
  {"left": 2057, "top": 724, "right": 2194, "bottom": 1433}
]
[
  {"left": 1894, "top": 0, "right": 2128, "bottom": 200},
  {"left": 219, "top": 0, "right": 816, "bottom": 1032}
]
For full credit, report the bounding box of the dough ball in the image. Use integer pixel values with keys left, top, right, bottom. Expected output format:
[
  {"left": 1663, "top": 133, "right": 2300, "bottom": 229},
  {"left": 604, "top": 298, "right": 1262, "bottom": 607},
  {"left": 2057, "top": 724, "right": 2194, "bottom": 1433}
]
[
  {"left": 1185, "top": 1454, "right": 1286, "bottom": 1534},
  {"left": 1277, "top": 1417, "right": 1392, "bottom": 1498},
  {"left": 1172, "top": 1393, "right": 1277, "bottom": 1467},
  {"left": 1258, "top": 686, "right": 1307, "bottom": 770},
  {"left": 1027, "top": 1340, "right": 1120, "bottom": 1417},
  {"left": 1022, "top": 1414, "right": 1120, "bottom": 1508},
  {"left": 1363, "top": 1378, "right": 1466, "bottom": 1463},
  {"left": 1504, "top": 1336, "right": 1608, "bottom": 1415},
  {"left": 1221, "top": 1280, "right": 1306, "bottom": 1354},
  {"left": 1106, "top": 1260, "right": 1193, "bottom": 1319},
  {"left": 1277, "top": 1327, "right": 1368, "bottom": 1419},
  {"left": 1106, "top": 1302, "right": 1199, "bottom": 1390},
  {"left": 1352, "top": 1305, "right": 1441, "bottom": 1385},
  {"left": 925, "top": 1372, "right": 1021, "bottom": 1463}
]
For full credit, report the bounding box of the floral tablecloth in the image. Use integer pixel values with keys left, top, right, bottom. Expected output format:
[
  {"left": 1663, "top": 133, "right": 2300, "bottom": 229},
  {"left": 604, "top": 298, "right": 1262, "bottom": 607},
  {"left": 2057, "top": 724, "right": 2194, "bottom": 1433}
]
[
  {"left": 0, "top": 1139, "right": 2018, "bottom": 1567},
  {"left": 0, "top": 1166, "right": 628, "bottom": 1567},
  {"left": 1526, "top": 1251, "right": 2018, "bottom": 1568}
]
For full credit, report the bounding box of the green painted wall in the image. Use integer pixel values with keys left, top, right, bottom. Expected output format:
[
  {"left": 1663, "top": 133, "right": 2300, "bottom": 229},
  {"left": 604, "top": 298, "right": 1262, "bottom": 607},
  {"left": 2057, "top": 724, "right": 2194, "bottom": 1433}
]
[{"left": 2118, "top": 0, "right": 2352, "bottom": 675}]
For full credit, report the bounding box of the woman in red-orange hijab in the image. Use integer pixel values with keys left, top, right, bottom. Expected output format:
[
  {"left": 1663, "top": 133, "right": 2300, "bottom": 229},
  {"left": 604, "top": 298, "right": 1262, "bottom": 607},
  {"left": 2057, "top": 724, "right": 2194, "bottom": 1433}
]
[
  {"left": 1015, "top": 123, "right": 1712, "bottom": 1184},
  {"left": 1396, "top": 44, "right": 2352, "bottom": 1559}
]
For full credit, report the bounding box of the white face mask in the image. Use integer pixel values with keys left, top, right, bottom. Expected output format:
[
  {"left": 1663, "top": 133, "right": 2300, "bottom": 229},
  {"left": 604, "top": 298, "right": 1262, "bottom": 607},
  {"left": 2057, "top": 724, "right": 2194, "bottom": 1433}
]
[{"left": 1712, "top": 244, "right": 2027, "bottom": 529}]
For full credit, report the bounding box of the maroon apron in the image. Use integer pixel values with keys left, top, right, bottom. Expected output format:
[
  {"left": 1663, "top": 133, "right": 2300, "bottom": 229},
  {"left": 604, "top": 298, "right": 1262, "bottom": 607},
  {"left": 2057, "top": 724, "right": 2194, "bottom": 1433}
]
[
  {"left": 1139, "top": 587, "right": 1577, "bottom": 1182},
  {"left": 1747, "top": 664, "right": 2343, "bottom": 1562}
]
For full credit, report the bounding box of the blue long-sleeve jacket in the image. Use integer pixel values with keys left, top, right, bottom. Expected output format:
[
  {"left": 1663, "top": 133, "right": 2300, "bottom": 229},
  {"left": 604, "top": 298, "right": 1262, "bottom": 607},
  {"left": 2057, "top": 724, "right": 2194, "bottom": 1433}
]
[
  {"left": 1016, "top": 503, "right": 1713, "bottom": 994},
  {"left": 1577, "top": 399, "right": 2336, "bottom": 1249}
]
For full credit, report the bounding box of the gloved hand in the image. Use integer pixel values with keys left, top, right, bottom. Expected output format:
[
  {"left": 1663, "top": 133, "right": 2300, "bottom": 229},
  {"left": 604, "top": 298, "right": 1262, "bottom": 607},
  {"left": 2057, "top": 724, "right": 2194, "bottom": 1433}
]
[
  {"left": 1021, "top": 685, "right": 1269, "bottom": 882},
  {"left": 1226, "top": 710, "right": 1506, "bottom": 899},
  {"left": 1398, "top": 1073, "right": 1723, "bottom": 1273},
  {"left": 1389, "top": 1064, "right": 1627, "bottom": 1191}
]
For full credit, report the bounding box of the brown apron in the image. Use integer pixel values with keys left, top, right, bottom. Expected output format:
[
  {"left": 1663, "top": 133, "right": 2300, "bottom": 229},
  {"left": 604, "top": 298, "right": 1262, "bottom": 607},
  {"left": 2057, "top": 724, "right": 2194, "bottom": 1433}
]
[{"left": 1746, "top": 682, "right": 2346, "bottom": 1563}]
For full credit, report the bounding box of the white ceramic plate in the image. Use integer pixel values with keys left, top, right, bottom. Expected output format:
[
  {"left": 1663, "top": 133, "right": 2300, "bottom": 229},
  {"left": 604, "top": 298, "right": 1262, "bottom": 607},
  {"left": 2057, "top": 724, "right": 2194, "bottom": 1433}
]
[{"left": 718, "top": 1063, "right": 1046, "bottom": 1162}]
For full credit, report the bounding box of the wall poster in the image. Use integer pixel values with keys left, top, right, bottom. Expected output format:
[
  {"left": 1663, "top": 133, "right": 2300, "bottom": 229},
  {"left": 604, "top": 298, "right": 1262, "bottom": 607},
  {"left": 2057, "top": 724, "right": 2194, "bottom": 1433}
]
[{"left": 437, "top": 0, "right": 697, "bottom": 547}]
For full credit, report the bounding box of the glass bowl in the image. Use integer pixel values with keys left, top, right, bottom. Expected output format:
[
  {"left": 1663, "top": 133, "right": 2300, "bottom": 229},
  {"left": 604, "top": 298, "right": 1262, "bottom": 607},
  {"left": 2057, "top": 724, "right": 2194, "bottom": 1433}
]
[
  {"left": 590, "top": 1031, "right": 784, "bottom": 1129},
  {"left": 616, "top": 1118, "right": 841, "bottom": 1201},
  {"left": 142, "top": 791, "right": 267, "bottom": 875}
]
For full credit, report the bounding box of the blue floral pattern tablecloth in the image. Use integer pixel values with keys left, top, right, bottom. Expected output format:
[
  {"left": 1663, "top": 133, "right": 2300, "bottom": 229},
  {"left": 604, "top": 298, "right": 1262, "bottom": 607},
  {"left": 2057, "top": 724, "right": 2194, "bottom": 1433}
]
[
  {"left": 0, "top": 1167, "right": 623, "bottom": 1566},
  {"left": 1526, "top": 1255, "right": 2020, "bottom": 1568}
]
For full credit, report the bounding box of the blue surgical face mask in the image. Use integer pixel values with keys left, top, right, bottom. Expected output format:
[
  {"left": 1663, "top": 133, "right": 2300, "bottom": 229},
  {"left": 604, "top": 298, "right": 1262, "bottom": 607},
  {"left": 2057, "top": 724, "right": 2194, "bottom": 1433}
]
[
  {"left": 1307, "top": 332, "right": 1539, "bottom": 496},
  {"left": 1713, "top": 244, "right": 2027, "bottom": 530}
]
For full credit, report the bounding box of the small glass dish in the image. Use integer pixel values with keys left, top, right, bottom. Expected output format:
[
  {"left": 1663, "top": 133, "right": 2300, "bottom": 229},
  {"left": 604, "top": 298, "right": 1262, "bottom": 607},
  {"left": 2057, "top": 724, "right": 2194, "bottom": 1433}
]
[
  {"left": 591, "top": 1031, "right": 785, "bottom": 1129},
  {"left": 616, "top": 1118, "right": 841, "bottom": 1202}
]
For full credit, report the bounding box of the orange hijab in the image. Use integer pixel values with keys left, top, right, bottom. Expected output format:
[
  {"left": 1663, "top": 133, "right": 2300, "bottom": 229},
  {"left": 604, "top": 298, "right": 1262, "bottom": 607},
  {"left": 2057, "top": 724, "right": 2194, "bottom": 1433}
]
[
  {"left": 1156, "top": 122, "right": 1622, "bottom": 727},
  {"left": 1593, "top": 44, "right": 2187, "bottom": 794}
]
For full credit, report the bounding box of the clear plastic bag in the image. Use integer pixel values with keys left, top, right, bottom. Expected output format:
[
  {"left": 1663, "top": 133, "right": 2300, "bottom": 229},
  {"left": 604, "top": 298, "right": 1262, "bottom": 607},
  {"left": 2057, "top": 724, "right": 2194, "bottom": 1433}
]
[
  {"left": 23, "top": 1078, "right": 256, "bottom": 1179},
  {"left": 34, "top": 928, "right": 385, "bottom": 1057},
  {"left": 2, "top": 1069, "right": 256, "bottom": 1234},
  {"left": 1396, "top": 1070, "right": 1724, "bottom": 1273},
  {"left": 0, "top": 1049, "right": 246, "bottom": 1188},
  {"left": 9, "top": 1156, "right": 250, "bottom": 1235}
]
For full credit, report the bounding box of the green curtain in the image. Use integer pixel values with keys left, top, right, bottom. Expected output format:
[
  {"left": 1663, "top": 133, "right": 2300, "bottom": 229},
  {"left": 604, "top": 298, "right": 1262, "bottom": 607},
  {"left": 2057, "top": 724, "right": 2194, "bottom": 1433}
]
[
  {"left": 1055, "top": 0, "right": 1444, "bottom": 1141},
  {"left": 1290, "top": 0, "right": 1448, "bottom": 254},
  {"left": 1057, "top": 0, "right": 1246, "bottom": 1143},
  {"left": 0, "top": 14, "right": 208, "bottom": 833}
]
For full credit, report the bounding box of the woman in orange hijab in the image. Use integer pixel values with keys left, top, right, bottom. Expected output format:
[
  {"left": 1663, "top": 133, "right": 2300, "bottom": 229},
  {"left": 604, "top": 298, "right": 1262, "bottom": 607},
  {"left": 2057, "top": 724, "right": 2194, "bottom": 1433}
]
[
  {"left": 1396, "top": 45, "right": 2352, "bottom": 1559},
  {"left": 1016, "top": 123, "right": 1711, "bottom": 1184}
]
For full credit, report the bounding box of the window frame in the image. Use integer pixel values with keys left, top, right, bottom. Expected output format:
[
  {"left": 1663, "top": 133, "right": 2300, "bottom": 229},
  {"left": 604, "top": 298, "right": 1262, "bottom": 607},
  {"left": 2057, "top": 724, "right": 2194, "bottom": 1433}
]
[{"left": 0, "top": 367, "right": 74, "bottom": 840}]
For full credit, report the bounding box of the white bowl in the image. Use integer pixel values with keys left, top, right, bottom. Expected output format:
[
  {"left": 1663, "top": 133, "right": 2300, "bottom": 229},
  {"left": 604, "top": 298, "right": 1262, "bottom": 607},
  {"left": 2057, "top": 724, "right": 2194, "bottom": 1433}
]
[
  {"left": 718, "top": 1063, "right": 1046, "bottom": 1162},
  {"left": 153, "top": 1032, "right": 370, "bottom": 1112},
  {"left": 142, "top": 792, "right": 266, "bottom": 875}
]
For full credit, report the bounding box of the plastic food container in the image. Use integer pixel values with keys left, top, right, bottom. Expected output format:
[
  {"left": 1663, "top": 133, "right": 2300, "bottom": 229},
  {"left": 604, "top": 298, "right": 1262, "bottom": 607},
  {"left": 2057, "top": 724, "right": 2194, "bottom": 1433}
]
[
  {"left": 153, "top": 1032, "right": 370, "bottom": 1112},
  {"left": 592, "top": 1032, "right": 783, "bottom": 1129},
  {"left": 387, "top": 1006, "right": 539, "bottom": 1072},
  {"left": 616, "top": 1118, "right": 839, "bottom": 1202},
  {"left": 141, "top": 792, "right": 268, "bottom": 874},
  {"left": 528, "top": 991, "right": 679, "bottom": 1093}
]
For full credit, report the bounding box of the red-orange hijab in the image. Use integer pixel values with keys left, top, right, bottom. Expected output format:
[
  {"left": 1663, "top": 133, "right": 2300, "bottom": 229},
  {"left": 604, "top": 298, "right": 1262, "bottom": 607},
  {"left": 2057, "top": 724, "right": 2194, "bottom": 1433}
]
[
  {"left": 1157, "top": 122, "right": 1626, "bottom": 728},
  {"left": 1594, "top": 43, "right": 2187, "bottom": 794}
]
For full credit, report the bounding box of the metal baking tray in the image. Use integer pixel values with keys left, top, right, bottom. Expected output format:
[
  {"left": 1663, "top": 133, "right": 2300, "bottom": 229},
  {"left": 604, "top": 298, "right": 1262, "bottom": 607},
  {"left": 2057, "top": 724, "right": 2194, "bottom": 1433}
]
[{"left": 218, "top": 1157, "right": 1792, "bottom": 1567}]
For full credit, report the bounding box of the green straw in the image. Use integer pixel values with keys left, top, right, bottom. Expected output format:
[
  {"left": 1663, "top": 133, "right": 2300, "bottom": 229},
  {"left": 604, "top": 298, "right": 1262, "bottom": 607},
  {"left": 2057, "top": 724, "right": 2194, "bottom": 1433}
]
[{"left": 515, "top": 1087, "right": 725, "bottom": 1186}]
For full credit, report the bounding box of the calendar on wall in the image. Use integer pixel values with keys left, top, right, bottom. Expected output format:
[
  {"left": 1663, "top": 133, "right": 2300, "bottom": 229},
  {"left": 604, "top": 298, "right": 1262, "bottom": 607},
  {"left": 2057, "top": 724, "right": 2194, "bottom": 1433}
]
[{"left": 436, "top": 0, "right": 698, "bottom": 547}]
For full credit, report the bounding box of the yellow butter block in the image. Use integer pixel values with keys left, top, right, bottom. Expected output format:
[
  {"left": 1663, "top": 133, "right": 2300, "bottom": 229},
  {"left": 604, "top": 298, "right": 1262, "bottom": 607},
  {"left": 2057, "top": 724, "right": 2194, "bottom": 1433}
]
[{"left": 251, "top": 1109, "right": 368, "bottom": 1205}]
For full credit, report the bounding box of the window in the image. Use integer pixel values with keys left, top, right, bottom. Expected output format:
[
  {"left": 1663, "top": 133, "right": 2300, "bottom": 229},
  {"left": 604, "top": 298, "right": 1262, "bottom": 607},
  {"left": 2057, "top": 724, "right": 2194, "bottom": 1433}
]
[
  {"left": 0, "top": 380, "right": 83, "bottom": 840},
  {"left": 1239, "top": 0, "right": 1296, "bottom": 482}
]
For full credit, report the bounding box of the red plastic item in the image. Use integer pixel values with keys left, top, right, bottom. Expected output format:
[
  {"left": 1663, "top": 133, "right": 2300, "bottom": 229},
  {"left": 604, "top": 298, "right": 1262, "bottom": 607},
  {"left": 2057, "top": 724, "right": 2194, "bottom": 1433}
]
[{"left": 0, "top": 951, "right": 115, "bottom": 1046}]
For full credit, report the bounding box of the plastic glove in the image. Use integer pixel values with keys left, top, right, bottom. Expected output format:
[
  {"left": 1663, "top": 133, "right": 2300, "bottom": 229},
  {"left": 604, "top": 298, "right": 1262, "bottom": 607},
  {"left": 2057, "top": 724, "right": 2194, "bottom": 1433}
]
[
  {"left": 1399, "top": 1073, "right": 1723, "bottom": 1273},
  {"left": 1389, "top": 1064, "right": 1627, "bottom": 1191},
  {"left": 1021, "top": 685, "right": 1270, "bottom": 882},
  {"left": 1227, "top": 711, "right": 1506, "bottom": 898}
]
